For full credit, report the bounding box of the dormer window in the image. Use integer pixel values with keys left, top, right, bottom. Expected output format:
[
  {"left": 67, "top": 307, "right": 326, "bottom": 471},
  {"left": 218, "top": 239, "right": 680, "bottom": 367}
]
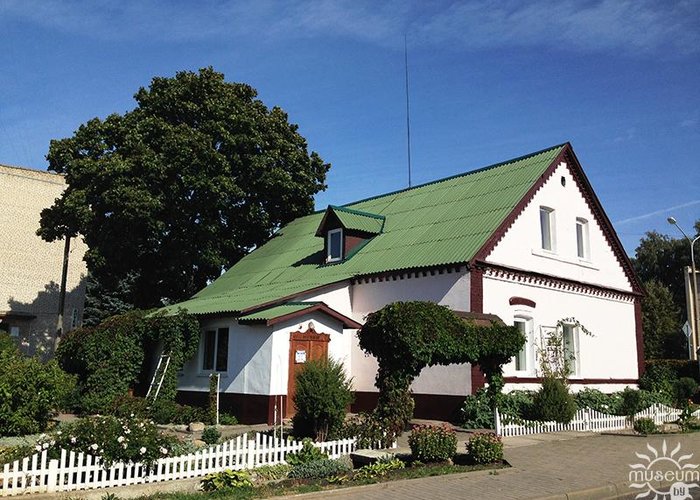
[
  {"left": 315, "top": 205, "right": 385, "bottom": 264},
  {"left": 327, "top": 228, "right": 343, "bottom": 262}
]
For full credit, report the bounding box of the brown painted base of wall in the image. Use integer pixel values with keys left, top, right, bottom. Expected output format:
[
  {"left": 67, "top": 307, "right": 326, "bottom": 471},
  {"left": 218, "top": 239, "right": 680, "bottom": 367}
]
[
  {"left": 351, "top": 392, "right": 467, "bottom": 422},
  {"left": 177, "top": 391, "right": 287, "bottom": 425},
  {"left": 503, "top": 377, "right": 639, "bottom": 385}
]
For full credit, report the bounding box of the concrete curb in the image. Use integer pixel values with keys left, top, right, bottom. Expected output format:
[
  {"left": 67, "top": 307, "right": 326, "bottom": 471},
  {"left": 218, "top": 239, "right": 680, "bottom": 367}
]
[{"left": 537, "top": 479, "right": 691, "bottom": 500}]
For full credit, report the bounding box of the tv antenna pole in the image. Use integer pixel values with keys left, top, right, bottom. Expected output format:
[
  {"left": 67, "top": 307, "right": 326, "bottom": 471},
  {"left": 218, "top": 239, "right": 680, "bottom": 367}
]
[{"left": 404, "top": 34, "right": 412, "bottom": 188}]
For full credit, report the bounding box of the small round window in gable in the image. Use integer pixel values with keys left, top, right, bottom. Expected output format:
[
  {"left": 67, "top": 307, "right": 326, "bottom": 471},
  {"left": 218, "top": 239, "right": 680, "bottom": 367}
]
[{"left": 561, "top": 176, "right": 566, "bottom": 187}]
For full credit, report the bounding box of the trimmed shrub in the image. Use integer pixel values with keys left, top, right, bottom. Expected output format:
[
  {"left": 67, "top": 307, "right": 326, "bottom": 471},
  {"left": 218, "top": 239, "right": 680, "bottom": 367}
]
[
  {"left": 35, "top": 415, "right": 176, "bottom": 468},
  {"left": 466, "top": 432, "right": 503, "bottom": 464},
  {"left": 292, "top": 359, "right": 353, "bottom": 441},
  {"left": 533, "top": 377, "right": 576, "bottom": 423},
  {"left": 201, "top": 426, "right": 221, "bottom": 445},
  {"left": 287, "top": 458, "right": 352, "bottom": 480},
  {"left": 0, "top": 348, "right": 76, "bottom": 436},
  {"left": 633, "top": 418, "right": 657, "bottom": 435},
  {"left": 407, "top": 424, "right": 457, "bottom": 463},
  {"left": 619, "top": 387, "right": 646, "bottom": 417},
  {"left": 574, "top": 388, "right": 616, "bottom": 413},
  {"left": 285, "top": 439, "right": 328, "bottom": 466},
  {"left": 219, "top": 412, "right": 238, "bottom": 425},
  {"left": 201, "top": 470, "right": 253, "bottom": 491}
]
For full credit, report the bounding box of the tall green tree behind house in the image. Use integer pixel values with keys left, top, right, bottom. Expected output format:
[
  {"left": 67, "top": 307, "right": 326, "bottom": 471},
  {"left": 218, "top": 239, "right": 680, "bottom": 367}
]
[
  {"left": 641, "top": 279, "right": 685, "bottom": 359},
  {"left": 633, "top": 220, "right": 700, "bottom": 310},
  {"left": 38, "top": 68, "right": 330, "bottom": 317},
  {"left": 633, "top": 219, "right": 699, "bottom": 360}
]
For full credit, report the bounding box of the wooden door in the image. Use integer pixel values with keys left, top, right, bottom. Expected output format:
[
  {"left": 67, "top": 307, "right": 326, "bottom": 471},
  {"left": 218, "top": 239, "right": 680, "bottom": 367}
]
[{"left": 287, "top": 326, "right": 330, "bottom": 416}]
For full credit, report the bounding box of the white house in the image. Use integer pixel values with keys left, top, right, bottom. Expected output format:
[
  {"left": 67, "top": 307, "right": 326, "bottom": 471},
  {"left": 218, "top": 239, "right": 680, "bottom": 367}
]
[{"left": 168, "top": 143, "right": 644, "bottom": 423}]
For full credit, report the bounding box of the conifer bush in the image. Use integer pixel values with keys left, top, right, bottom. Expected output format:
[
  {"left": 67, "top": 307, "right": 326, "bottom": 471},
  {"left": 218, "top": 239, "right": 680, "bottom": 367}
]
[
  {"left": 292, "top": 359, "right": 353, "bottom": 441},
  {"left": 533, "top": 377, "right": 577, "bottom": 423}
]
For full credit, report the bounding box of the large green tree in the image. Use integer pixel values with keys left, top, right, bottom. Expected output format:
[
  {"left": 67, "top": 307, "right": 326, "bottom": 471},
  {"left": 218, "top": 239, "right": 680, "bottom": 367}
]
[
  {"left": 633, "top": 220, "right": 700, "bottom": 310},
  {"left": 39, "top": 68, "right": 330, "bottom": 315},
  {"left": 641, "top": 279, "right": 684, "bottom": 359}
]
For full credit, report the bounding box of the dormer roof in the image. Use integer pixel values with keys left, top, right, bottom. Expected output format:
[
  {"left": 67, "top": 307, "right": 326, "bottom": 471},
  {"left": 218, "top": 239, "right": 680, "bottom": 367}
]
[{"left": 314, "top": 205, "right": 385, "bottom": 237}]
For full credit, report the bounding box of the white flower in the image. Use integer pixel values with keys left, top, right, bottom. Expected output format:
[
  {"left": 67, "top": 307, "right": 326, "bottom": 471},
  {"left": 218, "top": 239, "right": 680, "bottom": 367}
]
[
  {"left": 42, "top": 442, "right": 49, "bottom": 450},
  {"left": 122, "top": 443, "right": 128, "bottom": 449},
  {"left": 50, "top": 440, "right": 55, "bottom": 446},
  {"left": 130, "top": 413, "right": 135, "bottom": 418},
  {"left": 56, "top": 431, "right": 62, "bottom": 436},
  {"left": 125, "top": 429, "right": 132, "bottom": 434},
  {"left": 91, "top": 444, "right": 99, "bottom": 451},
  {"left": 159, "top": 447, "right": 168, "bottom": 455},
  {"left": 35, "top": 445, "right": 42, "bottom": 452},
  {"left": 70, "top": 437, "right": 77, "bottom": 444},
  {"left": 139, "top": 447, "right": 147, "bottom": 455},
  {"left": 118, "top": 436, "right": 125, "bottom": 443}
]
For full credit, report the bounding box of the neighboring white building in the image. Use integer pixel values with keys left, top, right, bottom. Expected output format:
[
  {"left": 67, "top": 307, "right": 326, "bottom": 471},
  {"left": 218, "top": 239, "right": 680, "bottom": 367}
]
[
  {"left": 168, "top": 143, "right": 644, "bottom": 423},
  {"left": 0, "top": 164, "right": 88, "bottom": 356}
]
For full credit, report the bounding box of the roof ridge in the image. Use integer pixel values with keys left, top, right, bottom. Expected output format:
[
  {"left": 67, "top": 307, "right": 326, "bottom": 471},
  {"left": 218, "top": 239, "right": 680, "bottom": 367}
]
[
  {"left": 328, "top": 205, "right": 385, "bottom": 220},
  {"left": 336, "top": 143, "right": 568, "bottom": 209}
]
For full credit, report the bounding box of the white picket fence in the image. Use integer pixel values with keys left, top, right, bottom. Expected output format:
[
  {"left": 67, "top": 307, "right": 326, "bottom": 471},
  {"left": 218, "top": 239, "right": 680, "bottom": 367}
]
[
  {"left": 495, "top": 403, "right": 700, "bottom": 437},
  {"left": 0, "top": 432, "right": 371, "bottom": 496}
]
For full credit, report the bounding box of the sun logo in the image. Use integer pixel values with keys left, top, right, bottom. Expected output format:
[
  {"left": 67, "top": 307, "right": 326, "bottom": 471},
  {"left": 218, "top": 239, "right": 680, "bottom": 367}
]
[{"left": 629, "top": 440, "right": 699, "bottom": 499}]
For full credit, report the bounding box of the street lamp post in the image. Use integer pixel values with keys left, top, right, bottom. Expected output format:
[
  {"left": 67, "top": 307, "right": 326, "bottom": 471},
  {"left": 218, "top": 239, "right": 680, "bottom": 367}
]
[{"left": 667, "top": 217, "right": 699, "bottom": 362}]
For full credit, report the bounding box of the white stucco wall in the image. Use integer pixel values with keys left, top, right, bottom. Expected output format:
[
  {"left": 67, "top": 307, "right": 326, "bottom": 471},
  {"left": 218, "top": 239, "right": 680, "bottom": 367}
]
[
  {"left": 268, "top": 312, "right": 348, "bottom": 396},
  {"left": 482, "top": 274, "right": 639, "bottom": 384},
  {"left": 343, "top": 268, "right": 473, "bottom": 395},
  {"left": 487, "top": 161, "right": 632, "bottom": 292},
  {"left": 178, "top": 318, "right": 274, "bottom": 395}
]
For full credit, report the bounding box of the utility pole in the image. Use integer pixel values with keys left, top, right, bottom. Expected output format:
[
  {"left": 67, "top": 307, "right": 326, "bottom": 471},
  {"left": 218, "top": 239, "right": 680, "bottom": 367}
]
[{"left": 54, "top": 236, "right": 71, "bottom": 353}]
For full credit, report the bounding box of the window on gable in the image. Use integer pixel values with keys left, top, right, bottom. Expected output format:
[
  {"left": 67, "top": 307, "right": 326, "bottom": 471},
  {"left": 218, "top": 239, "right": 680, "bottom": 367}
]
[
  {"left": 540, "top": 207, "right": 555, "bottom": 251},
  {"left": 576, "top": 218, "right": 589, "bottom": 259},
  {"left": 514, "top": 317, "right": 533, "bottom": 373},
  {"left": 202, "top": 327, "right": 229, "bottom": 372},
  {"left": 327, "top": 228, "right": 343, "bottom": 262}
]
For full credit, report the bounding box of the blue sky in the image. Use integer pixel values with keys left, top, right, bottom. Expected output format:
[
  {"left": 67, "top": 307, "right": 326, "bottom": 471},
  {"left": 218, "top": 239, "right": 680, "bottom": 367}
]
[{"left": 1, "top": 0, "right": 698, "bottom": 255}]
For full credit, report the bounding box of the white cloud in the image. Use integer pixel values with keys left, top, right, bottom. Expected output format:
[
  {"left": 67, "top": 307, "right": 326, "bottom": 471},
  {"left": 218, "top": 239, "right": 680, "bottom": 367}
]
[{"left": 1, "top": 0, "right": 697, "bottom": 56}]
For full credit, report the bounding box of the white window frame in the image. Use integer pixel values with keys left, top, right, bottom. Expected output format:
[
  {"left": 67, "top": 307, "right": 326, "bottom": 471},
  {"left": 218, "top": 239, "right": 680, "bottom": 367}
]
[
  {"left": 539, "top": 206, "right": 556, "bottom": 252},
  {"left": 200, "top": 327, "right": 229, "bottom": 373},
  {"left": 561, "top": 323, "right": 580, "bottom": 377},
  {"left": 327, "top": 228, "right": 343, "bottom": 262},
  {"left": 513, "top": 316, "right": 534, "bottom": 374},
  {"left": 576, "top": 217, "right": 590, "bottom": 260}
]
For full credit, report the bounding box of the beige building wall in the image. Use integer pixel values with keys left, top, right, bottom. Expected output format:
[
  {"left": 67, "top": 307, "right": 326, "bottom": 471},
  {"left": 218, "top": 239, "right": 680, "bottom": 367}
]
[{"left": 0, "top": 164, "right": 87, "bottom": 356}]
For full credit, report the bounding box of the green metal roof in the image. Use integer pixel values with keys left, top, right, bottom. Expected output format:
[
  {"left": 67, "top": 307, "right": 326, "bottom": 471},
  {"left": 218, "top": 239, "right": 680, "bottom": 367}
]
[
  {"left": 238, "top": 303, "right": 318, "bottom": 322},
  {"left": 165, "top": 144, "right": 566, "bottom": 316}
]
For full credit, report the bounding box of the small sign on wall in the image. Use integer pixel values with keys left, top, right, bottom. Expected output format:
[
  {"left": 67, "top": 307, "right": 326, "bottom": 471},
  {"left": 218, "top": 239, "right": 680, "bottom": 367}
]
[{"left": 295, "top": 350, "right": 307, "bottom": 363}]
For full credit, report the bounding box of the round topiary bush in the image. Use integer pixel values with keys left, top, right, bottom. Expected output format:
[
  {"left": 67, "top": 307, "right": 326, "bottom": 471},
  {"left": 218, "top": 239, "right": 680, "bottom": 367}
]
[
  {"left": 465, "top": 432, "right": 503, "bottom": 464},
  {"left": 674, "top": 377, "right": 699, "bottom": 405},
  {"left": 533, "top": 377, "right": 577, "bottom": 423},
  {"left": 407, "top": 424, "right": 457, "bottom": 463},
  {"left": 201, "top": 426, "right": 221, "bottom": 445}
]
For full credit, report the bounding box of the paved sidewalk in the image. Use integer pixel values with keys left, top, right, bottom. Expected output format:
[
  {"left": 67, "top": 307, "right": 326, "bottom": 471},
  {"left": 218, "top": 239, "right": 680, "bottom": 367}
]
[{"left": 286, "top": 432, "right": 700, "bottom": 500}]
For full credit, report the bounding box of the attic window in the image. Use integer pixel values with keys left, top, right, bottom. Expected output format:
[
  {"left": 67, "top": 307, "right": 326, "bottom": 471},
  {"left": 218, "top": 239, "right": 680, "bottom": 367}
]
[{"left": 327, "top": 228, "right": 343, "bottom": 262}]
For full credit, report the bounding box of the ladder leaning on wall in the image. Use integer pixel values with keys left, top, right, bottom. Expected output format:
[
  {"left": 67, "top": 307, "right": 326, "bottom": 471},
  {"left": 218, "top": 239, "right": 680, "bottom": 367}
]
[{"left": 146, "top": 354, "right": 171, "bottom": 402}]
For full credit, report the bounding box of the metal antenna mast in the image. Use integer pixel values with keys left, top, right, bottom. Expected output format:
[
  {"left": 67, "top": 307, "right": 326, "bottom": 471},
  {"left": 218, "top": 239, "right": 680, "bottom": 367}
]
[{"left": 404, "top": 34, "right": 412, "bottom": 188}]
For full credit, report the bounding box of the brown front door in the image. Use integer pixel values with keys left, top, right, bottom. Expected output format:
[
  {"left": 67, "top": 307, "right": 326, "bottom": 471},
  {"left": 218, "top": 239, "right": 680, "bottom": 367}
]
[{"left": 287, "top": 326, "right": 330, "bottom": 416}]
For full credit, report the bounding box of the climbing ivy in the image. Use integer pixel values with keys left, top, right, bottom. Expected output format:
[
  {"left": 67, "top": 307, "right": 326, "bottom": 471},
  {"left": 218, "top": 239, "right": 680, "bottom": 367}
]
[
  {"left": 56, "top": 309, "right": 199, "bottom": 414},
  {"left": 357, "top": 301, "right": 524, "bottom": 441}
]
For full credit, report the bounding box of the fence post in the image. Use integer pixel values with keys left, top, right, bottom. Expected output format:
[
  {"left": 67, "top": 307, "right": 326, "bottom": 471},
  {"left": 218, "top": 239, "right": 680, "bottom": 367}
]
[
  {"left": 494, "top": 408, "right": 501, "bottom": 436},
  {"left": 46, "top": 459, "right": 59, "bottom": 493},
  {"left": 584, "top": 408, "right": 590, "bottom": 432},
  {"left": 246, "top": 439, "right": 256, "bottom": 470}
]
